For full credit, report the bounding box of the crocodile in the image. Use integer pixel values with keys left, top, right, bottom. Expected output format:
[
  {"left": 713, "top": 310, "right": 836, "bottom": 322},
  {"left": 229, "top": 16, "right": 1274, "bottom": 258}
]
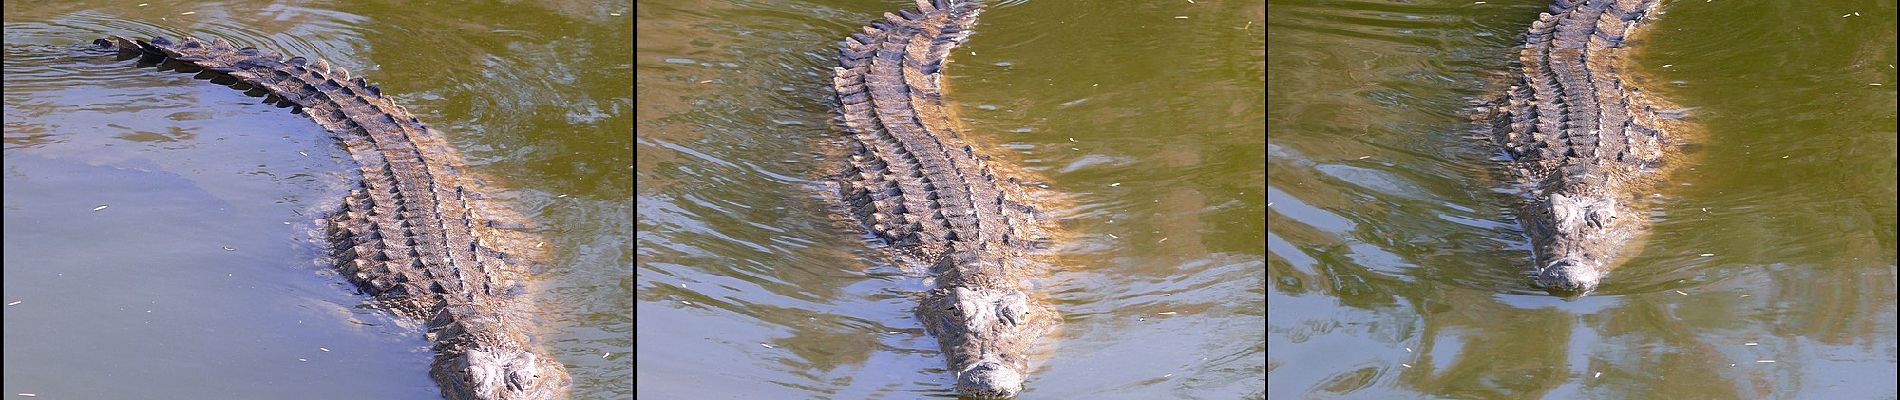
[
  {"left": 1480, "top": 0, "right": 1689, "bottom": 294},
  {"left": 91, "top": 36, "right": 570, "bottom": 399},
  {"left": 830, "top": 0, "right": 1058, "bottom": 397}
]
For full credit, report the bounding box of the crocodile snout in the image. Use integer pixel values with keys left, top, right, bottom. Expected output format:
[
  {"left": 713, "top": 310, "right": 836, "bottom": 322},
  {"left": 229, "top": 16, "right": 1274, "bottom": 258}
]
[
  {"left": 956, "top": 360, "right": 1023, "bottom": 398},
  {"left": 1538, "top": 259, "right": 1601, "bottom": 294}
]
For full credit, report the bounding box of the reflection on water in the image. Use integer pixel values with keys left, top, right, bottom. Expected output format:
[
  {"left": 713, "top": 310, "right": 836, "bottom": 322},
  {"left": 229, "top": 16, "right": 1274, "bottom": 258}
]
[
  {"left": 637, "top": 0, "right": 1265, "bottom": 398},
  {"left": 1269, "top": 0, "right": 1896, "bottom": 398}
]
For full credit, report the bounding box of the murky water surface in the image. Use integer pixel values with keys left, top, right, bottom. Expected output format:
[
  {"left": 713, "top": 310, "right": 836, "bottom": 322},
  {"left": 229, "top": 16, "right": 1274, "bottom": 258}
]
[
  {"left": 637, "top": 0, "right": 1265, "bottom": 398},
  {"left": 3, "top": 1, "right": 631, "bottom": 398},
  {"left": 1269, "top": 0, "right": 1896, "bottom": 398}
]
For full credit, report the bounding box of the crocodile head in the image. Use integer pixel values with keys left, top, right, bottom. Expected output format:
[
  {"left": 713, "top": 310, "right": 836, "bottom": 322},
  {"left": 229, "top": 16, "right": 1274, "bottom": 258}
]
[
  {"left": 929, "top": 286, "right": 1038, "bottom": 398},
  {"left": 436, "top": 346, "right": 571, "bottom": 400},
  {"left": 1529, "top": 191, "right": 1643, "bottom": 295}
]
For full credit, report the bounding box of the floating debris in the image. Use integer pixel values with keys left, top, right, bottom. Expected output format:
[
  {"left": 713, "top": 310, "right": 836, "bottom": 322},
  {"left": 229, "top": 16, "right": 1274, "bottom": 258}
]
[
  {"left": 93, "top": 205, "right": 109, "bottom": 211},
  {"left": 663, "top": 58, "right": 695, "bottom": 64},
  {"left": 1175, "top": 16, "right": 1189, "bottom": 19},
  {"left": 1110, "top": 183, "right": 1122, "bottom": 187},
  {"left": 1357, "top": 155, "right": 1371, "bottom": 159},
  {"left": 1405, "top": 347, "right": 1412, "bottom": 352},
  {"left": 1107, "top": 233, "right": 1119, "bottom": 239},
  {"left": 320, "top": 347, "right": 330, "bottom": 352},
  {"left": 299, "top": 151, "right": 308, "bottom": 157},
  {"left": 557, "top": 194, "right": 570, "bottom": 198},
  {"left": 1699, "top": 253, "right": 1714, "bottom": 257},
  {"left": 1068, "top": 137, "right": 1077, "bottom": 142},
  {"left": 1757, "top": 360, "right": 1776, "bottom": 363},
  {"left": 1675, "top": 290, "right": 1688, "bottom": 296},
  {"left": 1401, "top": 363, "right": 1413, "bottom": 368},
  {"left": 681, "top": 300, "right": 692, "bottom": 305},
  {"left": 181, "top": 11, "right": 196, "bottom": 15},
  {"left": 604, "top": 352, "right": 612, "bottom": 358},
  {"left": 610, "top": 13, "right": 622, "bottom": 16},
  {"left": 1158, "top": 237, "right": 1169, "bottom": 243},
  {"left": 223, "top": 246, "right": 236, "bottom": 251},
  {"left": 1744, "top": 342, "right": 1758, "bottom": 346},
  {"left": 1157, "top": 312, "right": 1177, "bottom": 315},
  {"left": 1662, "top": 64, "right": 1674, "bottom": 68},
  {"left": 1595, "top": 371, "right": 1602, "bottom": 378},
  {"left": 298, "top": 358, "right": 308, "bottom": 362},
  {"left": 760, "top": 343, "right": 775, "bottom": 349},
  {"left": 5, "top": 301, "right": 20, "bottom": 306}
]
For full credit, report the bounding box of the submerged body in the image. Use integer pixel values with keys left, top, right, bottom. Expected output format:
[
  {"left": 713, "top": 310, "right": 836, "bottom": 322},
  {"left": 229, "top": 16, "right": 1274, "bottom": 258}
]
[
  {"left": 829, "top": 0, "right": 1056, "bottom": 397},
  {"left": 1484, "top": 0, "right": 1683, "bottom": 294},
  {"left": 94, "top": 36, "right": 568, "bottom": 399}
]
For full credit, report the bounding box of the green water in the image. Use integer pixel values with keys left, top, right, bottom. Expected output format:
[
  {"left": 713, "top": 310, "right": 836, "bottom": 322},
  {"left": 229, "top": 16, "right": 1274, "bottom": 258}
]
[
  {"left": 3, "top": 1, "right": 630, "bottom": 398},
  {"left": 1269, "top": 0, "right": 1896, "bottom": 398},
  {"left": 637, "top": 0, "right": 1265, "bottom": 398}
]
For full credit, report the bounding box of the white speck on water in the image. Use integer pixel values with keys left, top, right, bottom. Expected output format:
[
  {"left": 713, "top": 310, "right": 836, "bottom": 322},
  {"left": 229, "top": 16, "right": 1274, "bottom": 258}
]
[
  {"left": 1110, "top": 183, "right": 1121, "bottom": 187},
  {"left": 604, "top": 352, "right": 612, "bottom": 358},
  {"left": 1401, "top": 363, "right": 1413, "bottom": 368},
  {"left": 681, "top": 300, "right": 692, "bottom": 305},
  {"left": 610, "top": 13, "right": 621, "bottom": 16},
  {"left": 223, "top": 246, "right": 236, "bottom": 251},
  {"left": 20, "top": 394, "right": 37, "bottom": 397},
  {"left": 1757, "top": 360, "right": 1776, "bottom": 363},
  {"left": 6, "top": 301, "right": 20, "bottom": 306},
  {"left": 1744, "top": 342, "right": 1758, "bottom": 346},
  {"left": 1595, "top": 372, "right": 1602, "bottom": 378},
  {"left": 299, "top": 151, "right": 308, "bottom": 157},
  {"left": 1474, "top": 1, "right": 1486, "bottom": 3},
  {"left": 994, "top": 61, "right": 1013, "bottom": 67},
  {"left": 1157, "top": 311, "right": 1176, "bottom": 315},
  {"left": 664, "top": 58, "right": 695, "bottom": 64},
  {"left": 93, "top": 205, "right": 109, "bottom": 211},
  {"left": 1662, "top": 64, "right": 1674, "bottom": 68},
  {"left": 1068, "top": 137, "right": 1077, "bottom": 142},
  {"left": 1358, "top": 156, "right": 1371, "bottom": 159},
  {"left": 1108, "top": 233, "right": 1119, "bottom": 239},
  {"left": 320, "top": 347, "right": 330, "bottom": 352},
  {"left": 298, "top": 358, "right": 308, "bottom": 362},
  {"left": 1699, "top": 253, "right": 1714, "bottom": 257},
  {"left": 1741, "top": 294, "right": 1751, "bottom": 298},
  {"left": 1675, "top": 290, "right": 1688, "bottom": 296},
  {"left": 557, "top": 194, "right": 570, "bottom": 198},
  {"left": 1162, "top": 373, "right": 1174, "bottom": 378},
  {"left": 1158, "top": 237, "right": 1169, "bottom": 243},
  {"left": 1871, "top": 83, "right": 1884, "bottom": 86},
  {"left": 138, "top": 3, "right": 148, "bottom": 5},
  {"left": 1405, "top": 347, "right": 1412, "bottom": 352},
  {"left": 181, "top": 11, "right": 195, "bottom": 15},
  {"left": 760, "top": 343, "right": 775, "bottom": 349},
  {"left": 1175, "top": 16, "right": 1189, "bottom": 19}
]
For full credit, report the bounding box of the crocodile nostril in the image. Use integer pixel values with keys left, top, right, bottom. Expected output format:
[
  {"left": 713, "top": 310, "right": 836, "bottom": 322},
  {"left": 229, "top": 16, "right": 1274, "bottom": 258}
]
[{"left": 956, "top": 361, "right": 1023, "bottom": 398}]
